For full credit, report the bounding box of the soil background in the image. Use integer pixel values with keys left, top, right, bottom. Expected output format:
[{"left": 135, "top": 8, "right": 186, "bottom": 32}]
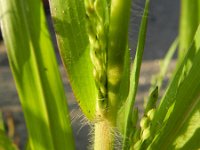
[{"left": 0, "top": 0, "right": 179, "bottom": 149}]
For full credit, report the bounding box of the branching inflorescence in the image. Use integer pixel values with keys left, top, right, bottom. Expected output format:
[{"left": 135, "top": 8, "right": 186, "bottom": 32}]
[{"left": 84, "top": 0, "right": 110, "bottom": 118}]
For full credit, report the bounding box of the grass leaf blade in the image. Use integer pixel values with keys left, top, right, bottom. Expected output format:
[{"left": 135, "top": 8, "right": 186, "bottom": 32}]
[
  {"left": 0, "top": 0, "right": 74, "bottom": 149},
  {"left": 122, "top": 0, "right": 149, "bottom": 148},
  {"left": 49, "top": 0, "right": 97, "bottom": 120},
  {"left": 149, "top": 25, "right": 200, "bottom": 149}
]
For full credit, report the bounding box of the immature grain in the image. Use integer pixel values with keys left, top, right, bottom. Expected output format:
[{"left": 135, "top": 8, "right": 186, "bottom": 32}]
[{"left": 84, "top": 0, "right": 109, "bottom": 117}]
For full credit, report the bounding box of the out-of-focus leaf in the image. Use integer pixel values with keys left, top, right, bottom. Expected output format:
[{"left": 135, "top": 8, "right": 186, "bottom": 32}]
[
  {"left": 0, "top": 112, "right": 4, "bottom": 131},
  {"left": 0, "top": 130, "right": 17, "bottom": 150},
  {"left": 148, "top": 25, "right": 200, "bottom": 150},
  {"left": 144, "top": 38, "right": 178, "bottom": 113},
  {"left": 49, "top": 0, "right": 97, "bottom": 120},
  {"left": 151, "top": 38, "right": 178, "bottom": 91},
  {"left": 0, "top": 0, "right": 74, "bottom": 149}
]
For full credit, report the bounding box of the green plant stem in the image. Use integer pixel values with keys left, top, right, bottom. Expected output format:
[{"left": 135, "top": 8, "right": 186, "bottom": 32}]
[
  {"left": 179, "top": 0, "right": 199, "bottom": 61},
  {"left": 93, "top": 0, "right": 131, "bottom": 149},
  {"left": 107, "top": 0, "right": 131, "bottom": 120},
  {"left": 94, "top": 121, "right": 114, "bottom": 150},
  {"left": 151, "top": 38, "right": 178, "bottom": 90}
]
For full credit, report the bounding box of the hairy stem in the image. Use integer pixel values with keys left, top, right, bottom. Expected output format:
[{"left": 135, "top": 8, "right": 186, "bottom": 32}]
[
  {"left": 84, "top": 0, "right": 131, "bottom": 149},
  {"left": 94, "top": 121, "right": 114, "bottom": 150}
]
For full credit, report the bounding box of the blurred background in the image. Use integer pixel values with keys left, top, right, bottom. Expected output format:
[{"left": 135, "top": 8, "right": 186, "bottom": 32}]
[{"left": 0, "top": 0, "right": 179, "bottom": 149}]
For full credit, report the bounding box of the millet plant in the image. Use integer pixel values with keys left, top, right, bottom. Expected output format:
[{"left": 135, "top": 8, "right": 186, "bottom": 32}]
[{"left": 0, "top": 0, "right": 200, "bottom": 149}]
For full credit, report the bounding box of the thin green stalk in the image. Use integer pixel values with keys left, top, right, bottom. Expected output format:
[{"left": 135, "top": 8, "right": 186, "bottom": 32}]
[
  {"left": 151, "top": 38, "right": 178, "bottom": 90},
  {"left": 107, "top": 0, "right": 132, "bottom": 124},
  {"left": 83, "top": 0, "right": 132, "bottom": 149},
  {"left": 179, "top": 0, "right": 199, "bottom": 61}
]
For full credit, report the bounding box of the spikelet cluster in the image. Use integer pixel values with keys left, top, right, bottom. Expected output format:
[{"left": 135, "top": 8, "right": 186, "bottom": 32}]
[
  {"left": 84, "top": 0, "right": 109, "bottom": 116},
  {"left": 132, "top": 86, "right": 158, "bottom": 149},
  {"left": 132, "top": 108, "right": 156, "bottom": 149}
]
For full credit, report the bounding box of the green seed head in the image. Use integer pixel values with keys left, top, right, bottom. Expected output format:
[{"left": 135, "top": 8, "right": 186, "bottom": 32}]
[
  {"left": 147, "top": 108, "right": 156, "bottom": 121},
  {"left": 141, "top": 127, "right": 151, "bottom": 140},
  {"left": 133, "top": 140, "right": 142, "bottom": 150},
  {"left": 140, "top": 117, "right": 150, "bottom": 129}
]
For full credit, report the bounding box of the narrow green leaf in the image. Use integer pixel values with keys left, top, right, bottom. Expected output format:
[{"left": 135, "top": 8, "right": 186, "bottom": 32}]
[
  {"left": 143, "top": 38, "right": 178, "bottom": 115},
  {"left": 122, "top": 0, "right": 149, "bottom": 149},
  {"left": 116, "top": 46, "right": 130, "bottom": 132},
  {"left": 150, "top": 38, "right": 178, "bottom": 91},
  {"left": 49, "top": 0, "right": 97, "bottom": 120},
  {"left": 149, "top": 25, "right": 200, "bottom": 149},
  {"left": 0, "top": 0, "right": 74, "bottom": 149}
]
